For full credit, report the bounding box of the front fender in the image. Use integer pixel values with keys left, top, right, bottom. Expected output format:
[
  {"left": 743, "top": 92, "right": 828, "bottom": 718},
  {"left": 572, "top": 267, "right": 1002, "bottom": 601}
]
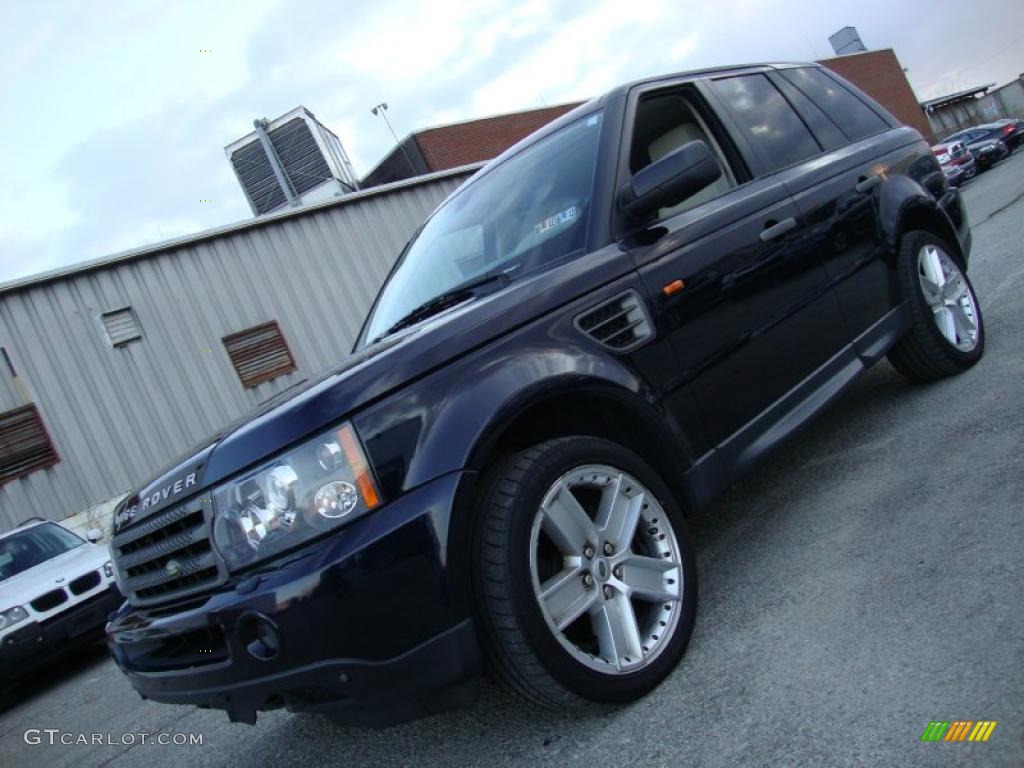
[{"left": 353, "top": 333, "right": 663, "bottom": 499}]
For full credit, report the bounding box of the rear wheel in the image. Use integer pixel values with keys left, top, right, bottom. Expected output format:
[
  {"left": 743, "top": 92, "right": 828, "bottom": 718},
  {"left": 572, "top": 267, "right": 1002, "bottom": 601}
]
[
  {"left": 472, "top": 436, "right": 697, "bottom": 708},
  {"left": 888, "top": 230, "right": 984, "bottom": 382}
]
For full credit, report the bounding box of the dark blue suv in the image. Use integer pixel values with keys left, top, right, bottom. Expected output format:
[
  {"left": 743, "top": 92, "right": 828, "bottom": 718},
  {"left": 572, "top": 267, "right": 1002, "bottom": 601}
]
[{"left": 106, "top": 63, "right": 982, "bottom": 726}]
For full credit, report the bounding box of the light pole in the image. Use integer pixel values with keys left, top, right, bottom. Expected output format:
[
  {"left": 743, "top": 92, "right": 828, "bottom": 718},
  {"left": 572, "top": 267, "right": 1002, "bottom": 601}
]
[{"left": 371, "top": 102, "right": 417, "bottom": 176}]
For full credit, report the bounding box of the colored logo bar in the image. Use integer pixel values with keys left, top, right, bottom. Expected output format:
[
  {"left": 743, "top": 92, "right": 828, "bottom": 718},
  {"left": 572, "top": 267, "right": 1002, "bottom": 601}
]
[{"left": 920, "top": 721, "right": 997, "bottom": 742}]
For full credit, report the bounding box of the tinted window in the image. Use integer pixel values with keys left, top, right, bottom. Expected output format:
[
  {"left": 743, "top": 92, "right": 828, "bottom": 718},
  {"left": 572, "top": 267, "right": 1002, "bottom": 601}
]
[
  {"left": 780, "top": 68, "right": 887, "bottom": 141},
  {"left": 710, "top": 74, "right": 820, "bottom": 171},
  {"left": 362, "top": 112, "right": 603, "bottom": 344},
  {"left": 771, "top": 76, "right": 847, "bottom": 150}
]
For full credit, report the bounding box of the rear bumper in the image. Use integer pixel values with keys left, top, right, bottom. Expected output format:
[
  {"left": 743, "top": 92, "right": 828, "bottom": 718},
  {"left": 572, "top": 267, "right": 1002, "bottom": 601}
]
[
  {"left": 106, "top": 471, "right": 481, "bottom": 726},
  {"left": 1, "top": 586, "right": 123, "bottom": 682}
]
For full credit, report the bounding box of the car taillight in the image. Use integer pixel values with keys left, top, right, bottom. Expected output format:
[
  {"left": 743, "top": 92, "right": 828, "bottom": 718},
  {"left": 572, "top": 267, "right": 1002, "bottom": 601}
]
[{"left": 1003, "top": 125, "right": 1014, "bottom": 134}]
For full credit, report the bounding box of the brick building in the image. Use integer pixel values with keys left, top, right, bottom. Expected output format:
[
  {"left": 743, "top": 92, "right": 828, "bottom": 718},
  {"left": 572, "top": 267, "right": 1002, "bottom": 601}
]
[
  {"left": 362, "top": 48, "right": 931, "bottom": 187},
  {"left": 361, "top": 103, "right": 582, "bottom": 187},
  {"left": 817, "top": 48, "right": 933, "bottom": 141}
]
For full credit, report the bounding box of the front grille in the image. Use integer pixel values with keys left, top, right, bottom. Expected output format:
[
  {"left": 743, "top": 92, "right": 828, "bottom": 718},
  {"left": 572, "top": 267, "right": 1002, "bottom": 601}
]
[
  {"left": 69, "top": 570, "right": 101, "bottom": 595},
  {"left": 111, "top": 498, "right": 226, "bottom": 606},
  {"left": 31, "top": 588, "right": 68, "bottom": 613}
]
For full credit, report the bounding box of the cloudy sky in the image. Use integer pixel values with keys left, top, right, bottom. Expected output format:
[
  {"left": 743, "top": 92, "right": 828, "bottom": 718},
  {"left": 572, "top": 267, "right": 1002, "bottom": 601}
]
[{"left": 1, "top": 0, "right": 1021, "bottom": 283}]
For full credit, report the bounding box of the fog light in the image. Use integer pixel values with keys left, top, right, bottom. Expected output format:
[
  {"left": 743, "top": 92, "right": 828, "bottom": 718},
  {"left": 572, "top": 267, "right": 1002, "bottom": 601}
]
[
  {"left": 314, "top": 481, "right": 358, "bottom": 519},
  {"left": 239, "top": 613, "right": 281, "bottom": 661}
]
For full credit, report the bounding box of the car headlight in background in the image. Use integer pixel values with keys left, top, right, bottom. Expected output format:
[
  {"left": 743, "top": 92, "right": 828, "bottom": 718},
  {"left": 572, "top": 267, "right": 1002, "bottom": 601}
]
[
  {"left": 0, "top": 605, "right": 29, "bottom": 632},
  {"left": 211, "top": 422, "right": 380, "bottom": 571},
  {"left": 103, "top": 560, "right": 114, "bottom": 578}
]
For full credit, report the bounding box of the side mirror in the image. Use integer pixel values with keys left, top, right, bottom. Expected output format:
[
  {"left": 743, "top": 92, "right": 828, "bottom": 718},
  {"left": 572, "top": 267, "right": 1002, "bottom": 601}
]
[
  {"left": 86, "top": 528, "right": 103, "bottom": 543},
  {"left": 619, "top": 140, "right": 722, "bottom": 221}
]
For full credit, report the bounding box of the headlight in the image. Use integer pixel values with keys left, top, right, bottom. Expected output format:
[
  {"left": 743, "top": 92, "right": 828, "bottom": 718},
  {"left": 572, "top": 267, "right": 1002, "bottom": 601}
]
[
  {"left": 0, "top": 605, "right": 29, "bottom": 632},
  {"left": 103, "top": 560, "right": 114, "bottom": 578},
  {"left": 211, "top": 422, "right": 380, "bottom": 571}
]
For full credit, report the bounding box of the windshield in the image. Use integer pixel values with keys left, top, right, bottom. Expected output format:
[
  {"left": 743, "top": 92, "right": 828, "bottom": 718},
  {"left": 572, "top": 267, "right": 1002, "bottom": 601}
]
[
  {"left": 0, "top": 523, "right": 85, "bottom": 582},
  {"left": 361, "top": 110, "right": 604, "bottom": 344}
]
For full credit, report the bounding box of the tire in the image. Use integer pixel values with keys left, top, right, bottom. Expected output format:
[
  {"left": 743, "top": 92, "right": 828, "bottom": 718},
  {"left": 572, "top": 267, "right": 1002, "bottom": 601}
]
[
  {"left": 472, "top": 436, "right": 698, "bottom": 709},
  {"left": 887, "top": 230, "right": 984, "bottom": 382}
]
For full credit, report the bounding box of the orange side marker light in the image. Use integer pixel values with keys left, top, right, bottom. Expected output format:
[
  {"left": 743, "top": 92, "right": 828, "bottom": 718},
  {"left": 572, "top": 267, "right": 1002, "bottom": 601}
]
[{"left": 662, "top": 279, "right": 685, "bottom": 296}]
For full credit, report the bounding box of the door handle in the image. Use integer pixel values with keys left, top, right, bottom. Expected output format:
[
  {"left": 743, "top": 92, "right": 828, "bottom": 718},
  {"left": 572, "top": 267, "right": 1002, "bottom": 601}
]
[
  {"left": 855, "top": 174, "right": 883, "bottom": 193},
  {"left": 759, "top": 217, "right": 797, "bottom": 242}
]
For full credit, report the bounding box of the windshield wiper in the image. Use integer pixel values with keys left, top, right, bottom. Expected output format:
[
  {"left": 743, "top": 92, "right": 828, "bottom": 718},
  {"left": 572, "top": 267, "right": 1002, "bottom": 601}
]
[{"left": 377, "top": 270, "right": 512, "bottom": 341}]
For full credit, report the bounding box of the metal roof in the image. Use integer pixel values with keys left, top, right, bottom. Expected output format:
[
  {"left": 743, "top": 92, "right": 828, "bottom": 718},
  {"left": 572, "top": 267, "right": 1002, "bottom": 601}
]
[
  {"left": 0, "top": 162, "right": 483, "bottom": 297},
  {"left": 921, "top": 83, "right": 997, "bottom": 110}
]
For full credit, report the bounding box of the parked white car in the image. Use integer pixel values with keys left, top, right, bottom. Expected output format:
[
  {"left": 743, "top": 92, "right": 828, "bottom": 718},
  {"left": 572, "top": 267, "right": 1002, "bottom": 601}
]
[{"left": 1, "top": 519, "right": 122, "bottom": 685}]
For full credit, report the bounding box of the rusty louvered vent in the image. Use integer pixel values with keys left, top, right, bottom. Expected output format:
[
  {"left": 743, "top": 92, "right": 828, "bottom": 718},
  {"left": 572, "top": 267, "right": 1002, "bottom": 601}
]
[
  {"left": 222, "top": 321, "right": 297, "bottom": 388},
  {"left": 0, "top": 404, "right": 60, "bottom": 484}
]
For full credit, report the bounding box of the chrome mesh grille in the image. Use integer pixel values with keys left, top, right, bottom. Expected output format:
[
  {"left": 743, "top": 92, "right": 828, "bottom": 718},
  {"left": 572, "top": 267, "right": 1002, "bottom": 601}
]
[{"left": 111, "top": 498, "right": 226, "bottom": 606}]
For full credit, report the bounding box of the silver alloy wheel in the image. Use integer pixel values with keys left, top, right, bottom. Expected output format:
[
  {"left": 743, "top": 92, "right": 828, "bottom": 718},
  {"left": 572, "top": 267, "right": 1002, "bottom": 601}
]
[
  {"left": 528, "top": 465, "right": 683, "bottom": 675},
  {"left": 917, "top": 244, "right": 979, "bottom": 352}
]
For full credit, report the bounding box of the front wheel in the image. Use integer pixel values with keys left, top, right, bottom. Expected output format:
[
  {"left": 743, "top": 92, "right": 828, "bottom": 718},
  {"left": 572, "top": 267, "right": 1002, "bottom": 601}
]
[
  {"left": 887, "top": 230, "right": 984, "bottom": 382},
  {"left": 472, "top": 436, "right": 697, "bottom": 708}
]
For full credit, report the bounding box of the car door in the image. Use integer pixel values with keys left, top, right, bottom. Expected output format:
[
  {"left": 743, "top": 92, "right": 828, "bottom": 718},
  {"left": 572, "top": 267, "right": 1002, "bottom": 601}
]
[
  {"left": 765, "top": 66, "right": 904, "bottom": 344},
  {"left": 615, "top": 75, "right": 848, "bottom": 464}
]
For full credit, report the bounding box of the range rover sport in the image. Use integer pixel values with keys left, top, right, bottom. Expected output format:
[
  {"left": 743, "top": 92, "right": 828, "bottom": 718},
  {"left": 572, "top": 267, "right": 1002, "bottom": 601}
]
[{"left": 106, "top": 62, "right": 982, "bottom": 726}]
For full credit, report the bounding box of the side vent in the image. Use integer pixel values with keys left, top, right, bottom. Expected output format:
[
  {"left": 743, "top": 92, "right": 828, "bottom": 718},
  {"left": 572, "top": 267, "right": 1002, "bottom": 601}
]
[{"left": 574, "top": 290, "right": 653, "bottom": 352}]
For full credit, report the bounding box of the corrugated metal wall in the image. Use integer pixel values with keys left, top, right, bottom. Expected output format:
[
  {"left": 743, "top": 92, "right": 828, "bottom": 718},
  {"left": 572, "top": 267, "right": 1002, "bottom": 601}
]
[{"left": 0, "top": 170, "right": 471, "bottom": 533}]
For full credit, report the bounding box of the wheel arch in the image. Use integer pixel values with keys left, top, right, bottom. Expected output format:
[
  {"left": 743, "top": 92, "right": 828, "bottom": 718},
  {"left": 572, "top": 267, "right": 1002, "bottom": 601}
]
[
  {"left": 446, "top": 379, "right": 699, "bottom": 619},
  {"left": 890, "top": 195, "right": 966, "bottom": 269}
]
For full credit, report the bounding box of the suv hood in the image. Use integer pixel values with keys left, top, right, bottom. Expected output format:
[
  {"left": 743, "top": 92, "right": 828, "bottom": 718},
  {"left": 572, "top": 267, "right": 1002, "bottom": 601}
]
[
  {"left": 0, "top": 543, "right": 109, "bottom": 607},
  {"left": 118, "top": 272, "right": 549, "bottom": 530},
  {"left": 118, "top": 241, "right": 630, "bottom": 533}
]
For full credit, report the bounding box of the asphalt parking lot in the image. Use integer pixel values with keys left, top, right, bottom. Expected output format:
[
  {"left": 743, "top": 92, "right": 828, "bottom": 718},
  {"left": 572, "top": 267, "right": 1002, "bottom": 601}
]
[{"left": 2, "top": 152, "right": 1022, "bottom": 768}]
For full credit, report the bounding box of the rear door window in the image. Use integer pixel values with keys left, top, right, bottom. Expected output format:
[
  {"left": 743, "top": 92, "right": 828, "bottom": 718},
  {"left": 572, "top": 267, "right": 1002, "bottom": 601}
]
[
  {"left": 779, "top": 67, "right": 887, "bottom": 141},
  {"left": 709, "top": 74, "right": 821, "bottom": 172}
]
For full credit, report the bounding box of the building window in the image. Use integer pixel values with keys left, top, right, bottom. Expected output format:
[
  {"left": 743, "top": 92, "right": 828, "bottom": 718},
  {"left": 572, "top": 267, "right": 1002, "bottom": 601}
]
[
  {"left": 0, "top": 404, "right": 59, "bottom": 484},
  {"left": 101, "top": 307, "right": 142, "bottom": 347},
  {"left": 222, "top": 321, "right": 297, "bottom": 388}
]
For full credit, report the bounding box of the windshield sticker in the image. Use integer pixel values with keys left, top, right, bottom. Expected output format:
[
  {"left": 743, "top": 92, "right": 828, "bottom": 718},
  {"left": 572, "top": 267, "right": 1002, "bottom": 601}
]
[{"left": 535, "top": 205, "right": 578, "bottom": 235}]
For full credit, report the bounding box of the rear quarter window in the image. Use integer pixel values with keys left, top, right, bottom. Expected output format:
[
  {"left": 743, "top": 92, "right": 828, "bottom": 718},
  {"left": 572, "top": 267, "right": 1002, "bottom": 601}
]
[
  {"left": 779, "top": 67, "right": 888, "bottom": 141},
  {"left": 709, "top": 74, "right": 821, "bottom": 172}
]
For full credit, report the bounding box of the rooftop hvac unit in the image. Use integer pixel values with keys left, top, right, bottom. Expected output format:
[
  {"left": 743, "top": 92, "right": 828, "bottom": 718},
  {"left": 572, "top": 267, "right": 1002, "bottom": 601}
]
[
  {"left": 225, "top": 106, "right": 359, "bottom": 216},
  {"left": 828, "top": 26, "right": 868, "bottom": 56}
]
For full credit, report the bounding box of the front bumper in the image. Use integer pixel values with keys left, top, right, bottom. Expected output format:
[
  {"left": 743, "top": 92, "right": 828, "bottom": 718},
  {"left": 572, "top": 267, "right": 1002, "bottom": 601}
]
[
  {"left": 106, "top": 471, "right": 480, "bottom": 726},
  {"left": 1, "top": 586, "right": 123, "bottom": 682},
  {"left": 942, "top": 166, "right": 964, "bottom": 186}
]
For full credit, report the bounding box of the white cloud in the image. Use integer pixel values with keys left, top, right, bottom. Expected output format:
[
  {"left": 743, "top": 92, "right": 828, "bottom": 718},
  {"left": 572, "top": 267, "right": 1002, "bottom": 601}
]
[{"left": 2, "top": 0, "right": 1023, "bottom": 284}]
